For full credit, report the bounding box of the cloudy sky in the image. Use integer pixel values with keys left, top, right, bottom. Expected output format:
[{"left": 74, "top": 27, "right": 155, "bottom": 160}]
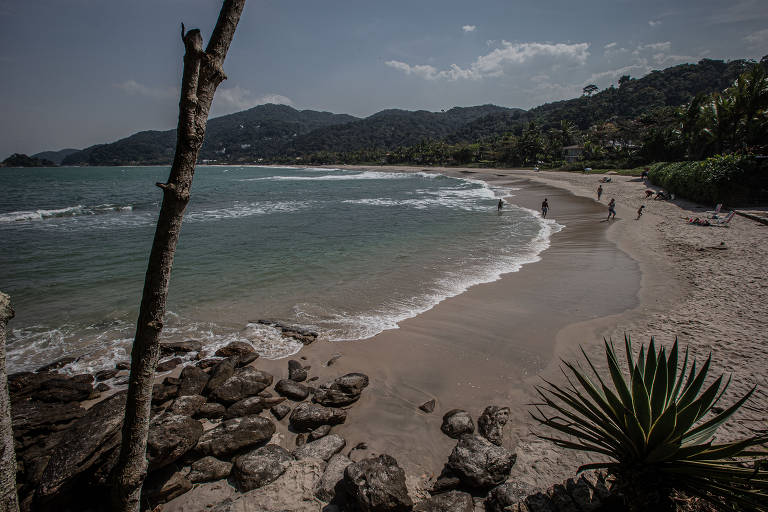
[{"left": 1, "top": 0, "right": 766, "bottom": 159}]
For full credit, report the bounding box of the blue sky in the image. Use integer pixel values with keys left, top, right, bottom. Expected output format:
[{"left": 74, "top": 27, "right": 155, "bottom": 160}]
[{"left": 1, "top": 0, "right": 766, "bottom": 159}]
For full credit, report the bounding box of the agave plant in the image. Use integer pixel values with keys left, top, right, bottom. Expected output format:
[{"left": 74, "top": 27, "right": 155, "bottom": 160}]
[{"left": 532, "top": 336, "right": 768, "bottom": 510}]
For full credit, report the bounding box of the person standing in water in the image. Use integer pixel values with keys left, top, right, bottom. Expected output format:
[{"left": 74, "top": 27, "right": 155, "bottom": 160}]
[
  {"left": 597, "top": 184, "right": 603, "bottom": 201},
  {"left": 497, "top": 198, "right": 504, "bottom": 211},
  {"left": 541, "top": 198, "right": 549, "bottom": 218},
  {"left": 607, "top": 198, "right": 616, "bottom": 220}
]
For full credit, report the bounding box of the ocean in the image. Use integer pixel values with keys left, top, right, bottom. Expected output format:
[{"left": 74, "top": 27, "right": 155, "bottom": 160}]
[{"left": 0, "top": 165, "right": 561, "bottom": 376}]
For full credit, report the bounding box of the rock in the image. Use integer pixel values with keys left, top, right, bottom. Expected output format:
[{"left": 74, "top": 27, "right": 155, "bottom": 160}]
[
  {"left": 95, "top": 382, "right": 110, "bottom": 392},
  {"left": 275, "top": 378, "right": 310, "bottom": 401},
  {"left": 309, "top": 424, "right": 331, "bottom": 441},
  {"left": 11, "top": 400, "right": 85, "bottom": 439},
  {"left": 94, "top": 368, "right": 118, "bottom": 381},
  {"left": 231, "top": 444, "right": 294, "bottom": 491},
  {"left": 431, "top": 466, "right": 461, "bottom": 493},
  {"left": 169, "top": 394, "right": 206, "bottom": 416},
  {"left": 414, "top": 490, "right": 474, "bottom": 512},
  {"left": 37, "top": 392, "right": 127, "bottom": 502},
  {"left": 208, "top": 366, "right": 273, "bottom": 405},
  {"left": 477, "top": 406, "right": 510, "bottom": 446},
  {"left": 147, "top": 413, "right": 204, "bottom": 470},
  {"left": 152, "top": 383, "right": 179, "bottom": 404},
  {"left": 523, "top": 492, "right": 557, "bottom": 512},
  {"left": 256, "top": 320, "right": 318, "bottom": 345},
  {"left": 293, "top": 433, "right": 346, "bottom": 462},
  {"left": 160, "top": 340, "right": 202, "bottom": 355},
  {"left": 288, "top": 359, "right": 308, "bottom": 382},
  {"left": 115, "top": 361, "right": 130, "bottom": 370},
  {"left": 315, "top": 453, "right": 353, "bottom": 501},
  {"left": 271, "top": 402, "right": 292, "bottom": 420},
  {"left": 196, "top": 358, "right": 221, "bottom": 370},
  {"left": 308, "top": 376, "right": 319, "bottom": 382},
  {"left": 326, "top": 355, "right": 342, "bottom": 366},
  {"left": 35, "top": 357, "right": 77, "bottom": 373},
  {"left": 290, "top": 402, "right": 347, "bottom": 432},
  {"left": 143, "top": 464, "right": 192, "bottom": 508},
  {"left": 164, "top": 376, "right": 181, "bottom": 386},
  {"left": 258, "top": 390, "right": 274, "bottom": 398},
  {"left": 157, "top": 357, "right": 183, "bottom": 372},
  {"left": 313, "top": 373, "right": 369, "bottom": 407},
  {"left": 419, "top": 399, "right": 436, "bottom": 413},
  {"left": 440, "top": 410, "right": 474, "bottom": 439},
  {"left": 344, "top": 454, "right": 413, "bottom": 512},
  {"left": 296, "top": 433, "right": 307, "bottom": 447},
  {"left": 236, "top": 351, "right": 259, "bottom": 367},
  {"left": 447, "top": 435, "right": 516, "bottom": 489},
  {"left": 195, "top": 402, "right": 226, "bottom": 419},
  {"left": 27, "top": 374, "right": 97, "bottom": 403},
  {"left": 203, "top": 357, "right": 237, "bottom": 394},
  {"left": 486, "top": 481, "right": 537, "bottom": 512},
  {"left": 178, "top": 365, "right": 210, "bottom": 396},
  {"left": 215, "top": 341, "right": 257, "bottom": 359},
  {"left": 224, "top": 395, "right": 286, "bottom": 419},
  {"left": 195, "top": 415, "right": 275, "bottom": 459},
  {"left": 188, "top": 456, "right": 233, "bottom": 483}
]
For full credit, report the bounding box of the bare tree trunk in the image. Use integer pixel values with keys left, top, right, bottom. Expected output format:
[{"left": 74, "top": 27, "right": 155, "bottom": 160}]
[
  {"left": 0, "top": 292, "right": 19, "bottom": 512},
  {"left": 110, "top": 2, "right": 246, "bottom": 511}
]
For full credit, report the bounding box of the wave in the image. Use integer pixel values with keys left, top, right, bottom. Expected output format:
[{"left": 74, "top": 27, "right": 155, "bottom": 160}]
[
  {"left": 186, "top": 200, "right": 312, "bottom": 222},
  {"left": 240, "top": 170, "right": 417, "bottom": 182},
  {"left": 0, "top": 204, "right": 133, "bottom": 223}
]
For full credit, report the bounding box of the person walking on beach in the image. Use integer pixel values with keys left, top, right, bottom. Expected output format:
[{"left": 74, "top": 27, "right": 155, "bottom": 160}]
[
  {"left": 541, "top": 198, "right": 549, "bottom": 218},
  {"left": 636, "top": 204, "right": 645, "bottom": 220},
  {"left": 607, "top": 198, "right": 616, "bottom": 220},
  {"left": 497, "top": 198, "right": 504, "bottom": 211},
  {"left": 597, "top": 184, "right": 603, "bottom": 201}
]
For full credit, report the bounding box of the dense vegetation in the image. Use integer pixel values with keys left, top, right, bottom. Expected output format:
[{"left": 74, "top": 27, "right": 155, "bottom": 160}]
[
  {"left": 55, "top": 57, "right": 764, "bottom": 168},
  {"left": 30, "top": 148, "right": 79, "bottom": 165},
  {"left": 1, "top": 153, "right": 55, "bottom": 167}
]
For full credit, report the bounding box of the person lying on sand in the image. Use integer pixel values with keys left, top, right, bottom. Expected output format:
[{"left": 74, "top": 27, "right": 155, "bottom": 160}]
[
  {"left": 645, "top": 189, "right": 655, "bottom": 198},
  {"left": 688, "top": 217, "right": 711, "bottom": 226}
]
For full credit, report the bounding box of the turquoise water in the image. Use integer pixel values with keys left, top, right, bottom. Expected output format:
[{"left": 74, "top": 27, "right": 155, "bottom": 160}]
[{"left": 0, "top": 166, "right": 560, "bottom": 374}]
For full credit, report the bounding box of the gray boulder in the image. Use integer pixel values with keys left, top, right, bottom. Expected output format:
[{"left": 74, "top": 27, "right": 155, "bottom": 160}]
[
  {"left": 315, "top": 453, "right": 353, "bottom": 502},
  {"left": 314, "top": 373, "right": 369, "bottom": 407},
  {"left": 203, "top": 357, "right": 237, "bottom": 394},
  {"left": 309, "top": 424, "right": 331, "bottom": 441},
  {"left": 289, "top": 402, "right": 347, "bottom": 432},
  {"left": 195, "top": 402, "right": 226, "bottom": 419},
  {"left": 485, "top": 481, "right": 537, "bottom": 512},
  {"left": 271, "top": 402, "right": 292, "bottom": 420},
  {"left": 447, "top": 435, "right": 516, "bottom": 489},
  {"left": 178, "top": 365, "right": 210, "bottom": 396},
  {"left": 157, "top": 357, "right": 182, "bottom": 372},
  {"left": 414, "top": 490, "right": 473, "bottom": 512},
  {"left": 344, "top": 454, "right": 413, "bottom": 512},
  {"left": 169, "top": 394, "right": 206, "bottom": 416},
  {"left": 142, "top": 464, "right": 192, "bottom": 508},
  {"left": 292, "top": 433, "right": 346, "bottom": 462},
  {"left": 188, "top": 456, "right": 233, "bottom": 483},
  {"left": 231, "top": 444, "right": 294, "bottom": 491},
  {"left": 208, "top": 366, "right": 274, "bottom": 405},
  {"left": 215, "top": 341, "right": 257, "bottom": 359},
  {"left": 275, "top": 378, "right": 310, "bottom": 401},
  {"left": 224, "top": 395, "right": 286, "bottom": 419},
  {"left": 147, "top": 413, "right": 203, "bottom": 470},
  {"left": 160, "top": 340, "right": 202, "bottom": 356},
  {"left": 195, "top": 415, "right": 275, "bottom": 459},
  {"left": 477, "top": 405, "right": 510, "bottom": 446},
  {"left": 288, "top": 359, "right": 308, "bottom": 382},
  {"left": 440, "top": 410, "right": 474, "bottom": 439}
]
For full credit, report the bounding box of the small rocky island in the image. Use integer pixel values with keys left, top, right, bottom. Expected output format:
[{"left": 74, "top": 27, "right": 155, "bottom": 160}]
[{"left": 1, "top": 154, "right": 56, "bottom": 167}]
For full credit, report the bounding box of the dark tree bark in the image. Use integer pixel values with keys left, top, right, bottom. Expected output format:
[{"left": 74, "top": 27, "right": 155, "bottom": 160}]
[
  {"left": 0, "top": 292, "right": 19, "bottom": 512},
  {"left": 110, "top": 2, "right": 246, "bottom": 511}
]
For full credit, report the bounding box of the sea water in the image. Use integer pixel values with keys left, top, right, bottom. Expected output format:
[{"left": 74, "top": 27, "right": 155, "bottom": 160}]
[{"left": 0, "top": 166, "right": 561, "bottom": 375}]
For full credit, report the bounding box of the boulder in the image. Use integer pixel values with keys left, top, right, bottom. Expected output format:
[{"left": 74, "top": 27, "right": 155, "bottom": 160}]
[
  {"left": 315, "top": 453, "right": 353, "bottom": 502},
  {"left": 440, "top": 410, "right": 474, "bottom": 439},
  {"left": 414, "top": 490, "right": 474, "bottom": 512},
  {"left": 142, "top": 464, "right": 192, "bottom": 508},
  {"left": 236, "top": 351, "right": 259, "bottom": 367},
  {"left": 11, "top": 400, "right": 85, "bottom": 439},
  {"left": 231, "top": 444, "right": 293, "bottom": 492},
  {"left": 292, "top": 433, "right": 346, "bottom": 462},
  {"left": 431, "top": 466, "right": 461, "bottom": 494},
  {"left": 152, "top": 383, "right": 179, "bottom": 404},
  {"left": 275, "top": 378, "right": 310, "bottom": 401},
  {"left": 160, "top": 340, "right": 202, "bottom": 356},
  {"left": 164, "top": 376, "right": 181, "bottom": 386},
  {"left": 224, "top": 395, "right": 286, "bottom": 419},
  {"left": 196, "top": 358, "right": 221, "bottom": 370},
  {"left": 419, "top": 399, "right": 436, "bottom": 413},
  {"left": 157, "top": 357, "right": 183, "bottom": 372},
  {"left": 309, "top": 424, "right": 331, "bottom": 441},
  {"left": 477, "top": 406, "right": 510, "bottom": 446},
  {"left": 147, "top": 413, "right": 204, "bottom": 470},
  {"left": 35, "top": 357, "right": 77, "bottom": 373},
  {"left": 203, "top": 358, "right": 237, "bottom": 394},
  {"left": 447, "top": 435, "right": 516, "bottom": 489},
  {"left": 95, "top": 382, "right": 110, "bottom": 393},
  {"left": 178, "top": 365, "right": 210, "bottom": 396},
  {"left": 26, "top": 374, "right": 97, "bottom": 403},
  {"left": 288, "top": 359, "right": 308, "bottom": 382},
  {"left": 169, "top": 394, "right": 206, "bottom": 416},
  {"left": 271, "top": 402, "right": 292, "bottom": 420},
  {"left": 289, "top": 402, "right": 347, "bottom": 432},
  {"left": 115, "top": 361, "right": 130, "bottom": 370},
  {"left": 344, "top": 455, "right": 413, "bottom": 512},
  {"left": 195, "top": 402, "right": 226, "bottom": 419},
  {"left": 188, "top": 456, "right": 233, "bottom": 483},
  {"left": 486, "top": 481, "right": 537, "bottom": 512},
  {"left": 313, "top": 373, "right": 369, "bottom": 407},
  {"left": 195, "top": 415, "right": 275, "bottom": 459},
  {"left": 208, "top": 366, "right": 273, "bottom": 405},
  {"left": 94, "top": 368, "right": 118, "bottom": 381},
  {"left": 215, "top": 341, "right": 257, "bottom": 359}
]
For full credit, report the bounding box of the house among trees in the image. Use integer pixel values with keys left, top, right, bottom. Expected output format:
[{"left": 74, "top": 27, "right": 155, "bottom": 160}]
[{"left": 562, "top": 144, "right": 583, "bottom": 162}]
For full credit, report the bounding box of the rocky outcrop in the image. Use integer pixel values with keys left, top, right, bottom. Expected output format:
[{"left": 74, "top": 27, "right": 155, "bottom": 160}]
[
  {"left": 187, "top": 456, "right": 233, "bottom": 483},
  {"left": 231, "top": 444, "right": 294, "bottom": 491},
  {"left": 146, "top": 413, "right": 203, "bottom": 471},
  {"left": 275, "top": 378, "right": 310, "bottom": 401},
  {"left": 344, "top": 454, "right": 413, "bottom": 512},
  {"left": 169, "top": 394, "right": 206, "bottom": 416},
  {"left": 447, "top": 434, "right": 516, "bottom": 489},
  {"left": 256, "top": 320, "right": 318, "bottom": 345},
  {"left": 292, "top": 433, "right": 346, "bottom": 462},
  {"left": 413, "top": 490, "right": 473, "bottom": 512},
  {"left": 160, "top": 340, "right": 202, "bottom": 356},
  {"left": 9, "top": 372, "right": 97, "bottom": 403},
  {"left": 178, "top": 365, "right": 210, "bottom": 396},
  {"left": 315, "top": 453, "right": 353, "bottom": 502},
  {"left": 214, "top": 341, "right": 257, "bottom": 360},
  {"left": 195, "top": 415, "right": 275, "bottom": 459},
  {"left": 477, "top": 405, "right": 510, "bottom": 446},
  {"left": 208, "top": 367, "right": 273, "bottom": 405},
  {"left": 313, "top": 373, "right": 369, "bottom": 407},
  {"left": 440, "top": 410, "right": 474, "bottom": 439},
  {"left": 224, "top": 395, "right": 285, "bottom": 419},
  {"left": 289, "top": 402, "right": 347, "bottom": 432}
]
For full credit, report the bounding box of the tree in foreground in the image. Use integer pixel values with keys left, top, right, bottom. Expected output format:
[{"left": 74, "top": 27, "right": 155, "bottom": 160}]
[
  {"left": 0, "top": 292, "right": 19, "bottom": 512},
  {"left": 110, "top": 2, "right": 246, "bottom": 511},
  {"left": 532, "top": 336, "right": 768, "bottom": 511}
]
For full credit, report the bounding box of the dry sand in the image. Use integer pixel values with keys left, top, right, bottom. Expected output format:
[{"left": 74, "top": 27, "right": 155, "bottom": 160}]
[{"left": 167, "top": 166, "right": 768, "bottom": 509}]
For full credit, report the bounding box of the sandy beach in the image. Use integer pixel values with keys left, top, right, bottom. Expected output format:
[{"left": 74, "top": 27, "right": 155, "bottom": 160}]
[{"left": 159, "top": 165, "right": 768, "bottom": 510}]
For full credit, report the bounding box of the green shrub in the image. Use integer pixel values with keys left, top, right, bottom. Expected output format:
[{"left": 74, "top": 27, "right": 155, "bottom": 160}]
[{"left": 532, "top": 336, "right": 768, "bottom": 511}]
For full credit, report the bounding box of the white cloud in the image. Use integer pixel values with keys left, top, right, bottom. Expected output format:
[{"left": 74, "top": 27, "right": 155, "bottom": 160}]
[
  {"left": 586, "top": 63, "right": 650, "bottom": 85},
  {"left": 604, "top": 42, "right": 617, "bottom": 49},
  {"left": 214, "top": 86, "right": 293, "bottom": 113},
  {"left": 115, "top": 80, "right": 178, "bottom": 100},
  {"left": 462, "top": 25, "right": 476, "bottom": 32},
  {"left": 744, "top": 28, "right": 768, "bottom": 46},
  {"left": 649, "top": 20, "right": 661, "bottom": 27},
  {"left": 386, "top": 41, "right": 590, "bottom": 81}
]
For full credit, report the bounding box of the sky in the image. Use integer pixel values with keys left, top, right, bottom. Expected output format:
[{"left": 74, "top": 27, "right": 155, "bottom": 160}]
[{"left": 1, "top": 0, "right": 766, "bottom": 159}]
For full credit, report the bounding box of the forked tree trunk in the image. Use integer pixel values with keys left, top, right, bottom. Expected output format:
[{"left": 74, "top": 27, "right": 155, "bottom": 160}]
[
  {"left": 0, "top": 292, "right": 19, "bottom": 512},
  {"left": 110, "top": 2, "right": 245, "bottom": 510}
]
